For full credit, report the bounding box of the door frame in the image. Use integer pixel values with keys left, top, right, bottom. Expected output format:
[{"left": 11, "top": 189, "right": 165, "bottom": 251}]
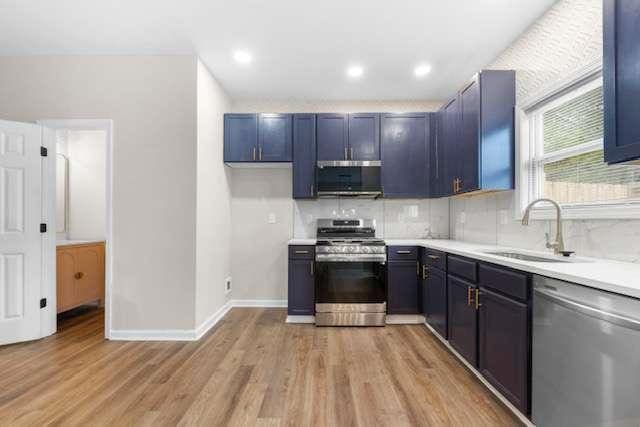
[{"left": 38, "top": 119, "right": 114, "bottom": 339}]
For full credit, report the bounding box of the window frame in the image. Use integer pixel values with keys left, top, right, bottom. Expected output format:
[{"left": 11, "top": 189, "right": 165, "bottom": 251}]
[{"left": 516, "top": 61, "right": 640, "bottom": 220}]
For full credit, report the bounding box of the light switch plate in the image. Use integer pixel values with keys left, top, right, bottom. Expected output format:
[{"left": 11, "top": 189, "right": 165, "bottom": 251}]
[{"left": 268, "top": 213, "right": 276, "bottom": 224}]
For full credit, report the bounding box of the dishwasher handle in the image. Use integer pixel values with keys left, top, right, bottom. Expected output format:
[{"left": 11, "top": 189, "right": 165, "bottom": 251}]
[{"left": 534, "top": 287, "right": 640, "bottom": 331}]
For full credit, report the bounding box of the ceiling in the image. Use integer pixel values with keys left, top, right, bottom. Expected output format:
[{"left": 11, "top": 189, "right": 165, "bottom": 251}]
[{"left": 0, "top": 0, "right": 557, "bottom": 100}]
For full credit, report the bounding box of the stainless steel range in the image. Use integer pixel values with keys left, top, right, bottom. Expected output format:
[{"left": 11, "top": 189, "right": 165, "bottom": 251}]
[{"left": 314, "top": 219, "right": 387, "bottom": 326}]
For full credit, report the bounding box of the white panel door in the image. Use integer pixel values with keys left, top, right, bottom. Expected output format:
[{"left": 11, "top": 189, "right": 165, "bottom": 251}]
[{"left": 0, "top": 120, "right": 42, "bottom": 345}]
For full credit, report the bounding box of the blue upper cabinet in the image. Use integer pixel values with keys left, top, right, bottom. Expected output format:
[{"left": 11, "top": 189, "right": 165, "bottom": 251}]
[
  {"left": 317, "top": 114, "right": 348, "bottom": 161},
  {"left": 439, "top": 70, "right": 515, "bottom": 197},
  {"left": 381, "top": 113, "right": 430, "bottom": 198},
  {"left": 224, "top": 113, "right": 292, "bottom": 163},
  {"left": 604, "top": 0, "right": 640, "bottom": 164},
  {"left": 348, "top": 113, "right": 380, "bottom": 160},
  {"left": 224, "top": 114, "right": 258, "bottom": 162},
  {"left": 258, "top": 113, "right": 292, "bottom": 162},
  {"left": 292, "top": 114, "right": 317, "bottom": 199}
]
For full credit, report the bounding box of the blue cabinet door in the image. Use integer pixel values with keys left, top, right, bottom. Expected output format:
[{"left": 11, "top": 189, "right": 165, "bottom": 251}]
[
  {"left": 441, "top": 96, "right": 461, "bottom": 196},
  {"left": 348, "top": 113, "right": 380, "bottom": 160},
  {"left": 387, "top": 259, "right": 420, "bottom": 314},
  {"left": 258, "top": 113, "right": 292, "bottom": 162},
  {"left": 478, "top": 287, "right": 529, "bottom": 414},
  {"left": 448, "top": 274, "right": 478, "bottom": 366},
  {"left": 292, "top": 114, "right": 316, "bottom": 199},
  {"left": 317, "top": 114, "right": 348, "bottom": 161},
  {"left": 424, "top": 266, "right": 447, "bottom": 339},
  {"left": 459, "top": 77, "right": 480, "bottom": 193},
  {"left": 381, "top": 113, "right": 429, "bottom": 198},
  {"left": 224, "top": 114, "right": 258, "bottom": 162},
  {"left": 429, "top": 111, "right": 444, "bottom": 198},
  {"left": 604, "top": 0, "right": 640, "bottom": 164},
  {"left": 288, "top": 258, "right": 315, "bottom": 316}
]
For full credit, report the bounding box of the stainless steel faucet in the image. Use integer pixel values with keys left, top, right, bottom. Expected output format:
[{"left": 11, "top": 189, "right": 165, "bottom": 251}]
[{"left": 521, "top": 198, "right": 565, "bottom": 255}]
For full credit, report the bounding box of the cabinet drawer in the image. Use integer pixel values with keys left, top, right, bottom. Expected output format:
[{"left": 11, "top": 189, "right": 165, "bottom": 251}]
[
  {"left": 388, "top": 246, "right": 419, "bottom": 261},
  {"left": 447, "top": 255, "right": 477, "bottom": 282},
  {"left": 288, "top": 245, "right": 315, "bottom": 260},
  {"left": 423, "top": 248, "right": 446, "bottom": 270},
  {"left": 479, "top": 263, "right": 529, "bottom": 301}
]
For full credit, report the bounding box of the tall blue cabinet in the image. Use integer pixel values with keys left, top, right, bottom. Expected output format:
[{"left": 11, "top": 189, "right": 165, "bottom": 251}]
[
  {"left": 604, "top": 0, "right": 640, "bottom": 164},
  {"left": 381, "top": 113, "right": 430, "bottom": 198},
  {"left": 292, "top": 114, "right": 317, "bottom": 199}
]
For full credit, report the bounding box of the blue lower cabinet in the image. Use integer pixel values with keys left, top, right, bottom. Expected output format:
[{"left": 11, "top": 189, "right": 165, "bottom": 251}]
[
  {"left": 423, "top": 265, "right": 447, "bottom": 339},
  {"left": 478, "top": 287, "right": 530, "bottom": 414},
  {"left": 387, "top": 246, "right": 420, "bottom": 314},
  {"left": 292, "top": 114, "right": 316, "bottom": 199},
  {"left": 381, "top": 113, "right": 430, "bottom": 198},
  {"left": 448, "top": 274, "right": 478, "bottom": 366},
  {"left": 288, "top": 246, "right": 315, "bottom": 316}
]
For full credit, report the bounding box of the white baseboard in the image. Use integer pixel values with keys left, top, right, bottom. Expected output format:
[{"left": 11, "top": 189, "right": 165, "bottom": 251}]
[
  {"left": 194, "top": 300, "right": 233, "bottom": 340},
  {"left": 231, "top": 299, "right": 287, "bottom": 307},
  {"left": 423, "top": 322, "right": 532, "bottom": 427},
  {"left": 286, "top": 315, "right": 315, "bottom": 324},
  {"left": 386, "top": 314, "right": 425, "bottom": 324},
  {"left": 109, "top": 299, "right": 285, "bottom": 341},
  {"left": 109, "top": 328, "right": 198, "bottom": 341}
]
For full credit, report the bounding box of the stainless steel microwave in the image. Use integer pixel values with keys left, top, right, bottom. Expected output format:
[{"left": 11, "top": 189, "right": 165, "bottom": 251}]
[{"left": 316, "top": 160, "right": 382, "bottom": 198}]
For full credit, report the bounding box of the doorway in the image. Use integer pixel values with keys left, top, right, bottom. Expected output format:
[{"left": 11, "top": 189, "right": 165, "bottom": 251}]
[{"left": 40, "top": 119, "right": 113, "bottom": 339}]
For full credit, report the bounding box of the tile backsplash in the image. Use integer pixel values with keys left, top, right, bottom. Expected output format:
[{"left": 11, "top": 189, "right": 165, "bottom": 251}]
[{"left": 294, "top": 198, "right": 450, "bottom": 239}]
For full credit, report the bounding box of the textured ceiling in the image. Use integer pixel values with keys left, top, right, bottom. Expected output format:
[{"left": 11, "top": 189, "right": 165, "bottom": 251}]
[{"left": 0, "top": 0, "right": 557, "bottom": 100}]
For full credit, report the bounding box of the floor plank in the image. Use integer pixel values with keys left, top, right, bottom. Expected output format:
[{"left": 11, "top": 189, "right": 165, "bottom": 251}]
[{"left": 0, "top": 307, "right": 521, "bottom": 426}]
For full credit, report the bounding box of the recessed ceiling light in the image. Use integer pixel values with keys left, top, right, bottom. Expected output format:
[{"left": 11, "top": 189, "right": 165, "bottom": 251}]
[
  {"left": 414, "top": 63, "right": 432, "bottom": 78},
  {"left": 347, "top": 65, "right": 364, "bottom": 78},
  {"left": 233, "top": 50, "right": 252, "bottom": 64}
]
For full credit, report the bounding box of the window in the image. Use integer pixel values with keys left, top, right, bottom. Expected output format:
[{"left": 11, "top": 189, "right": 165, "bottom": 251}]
[{"left": 520, "top": 73, "right": 640, "bottom": 219}]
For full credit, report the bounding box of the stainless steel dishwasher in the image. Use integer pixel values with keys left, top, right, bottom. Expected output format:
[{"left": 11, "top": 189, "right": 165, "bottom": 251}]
[{"left": 532, "top": 275, "right": 640, "bottom": 427}]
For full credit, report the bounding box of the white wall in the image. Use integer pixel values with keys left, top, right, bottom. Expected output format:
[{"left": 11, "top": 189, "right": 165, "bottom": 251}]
[
  {"left": 229, "top": 100, "right": 448, "bottom": 302},
  {"left": 65, "top": 129, "right": 106, "bottom": 240},
  {"left": 0, "top": 56, "right": 199, "bottom": 330},
  {"left": 451, "top": 0, "right": 640, "bottom": 263},
  {"left": 195, "top": 60, "right": 233, "bottom": 326}
]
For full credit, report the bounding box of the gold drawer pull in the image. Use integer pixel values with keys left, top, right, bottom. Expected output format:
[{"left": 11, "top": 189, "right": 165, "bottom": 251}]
[{"left": 74, "top": 272, "right": 84, "bottom": 280}]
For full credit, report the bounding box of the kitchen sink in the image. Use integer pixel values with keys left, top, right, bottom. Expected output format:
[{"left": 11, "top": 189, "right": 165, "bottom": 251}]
[{"left": 483, "top": 251, "right": 575, "bottom": 263}]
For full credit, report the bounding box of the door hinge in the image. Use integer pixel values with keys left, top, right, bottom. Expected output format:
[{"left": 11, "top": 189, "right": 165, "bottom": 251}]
[
  {"left": 40, "top": 223, "right": 47, "bottom": 233},
  {"left": 40, "top": 146, "right": 48, "bottom": 157},
  {"left": 40, "top": 298, "right": 47, "bottom": 309}
]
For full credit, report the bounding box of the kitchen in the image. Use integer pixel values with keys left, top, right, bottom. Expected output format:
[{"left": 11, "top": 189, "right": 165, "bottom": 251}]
[{"left": 0, "top": 0, "right": 639, "bottom": 425}]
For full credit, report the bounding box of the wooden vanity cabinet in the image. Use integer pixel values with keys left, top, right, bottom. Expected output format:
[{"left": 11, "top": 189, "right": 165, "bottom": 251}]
[{"left": 56, "top": 242, "right": 105, "bottom": 313}]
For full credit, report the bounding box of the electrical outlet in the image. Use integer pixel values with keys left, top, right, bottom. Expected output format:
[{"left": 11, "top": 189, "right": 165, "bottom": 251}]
[
  {"left": 268, "top": 213, "right": 276, "bottom": 224},
  {"left": 225, "top": 277, "right": 232, "bottom": 294}
]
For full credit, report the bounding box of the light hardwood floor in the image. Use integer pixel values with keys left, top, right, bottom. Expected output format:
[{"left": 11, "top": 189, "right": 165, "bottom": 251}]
[{"left": 0, "top": 307, "right": 520, "bottom": 426}]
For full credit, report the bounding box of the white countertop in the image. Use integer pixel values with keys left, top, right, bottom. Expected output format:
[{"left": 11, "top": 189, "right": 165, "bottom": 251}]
[
  {"left": 290, "top": 237, "right": 640, "bottom": 299},
  {"left": 288, "top": 238, "right": 316, "bottom": 245},
  {"left": 57, "top": 239, "right": 105, "bottom": 247},
  {"left": 386, "top": 239, "right": 640, "bottom": 299}
]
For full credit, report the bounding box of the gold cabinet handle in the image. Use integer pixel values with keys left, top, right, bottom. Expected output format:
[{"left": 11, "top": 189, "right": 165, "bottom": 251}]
[
  {"left": 422, "top": 265, "right": 429, "bottom": 280},
  {"left": 475, "top": 288, "right": 482, "bottom": 310},
  {"left": 416, "top": 261, "right": 420, "bottom": 276},
  {"left": 310, "top": 184, "right": 314, "bottom": 196},
  {"left": 74, "top": 272, "right": 84, "bottom": 280},
  {"left": 344, "top": 147, "right": 348, "bottom": 160},
  {"left": 350, "top": 147, "right": 354, "bottom": 160},
  {"left": 252, "top": 147, "right": 256, "bottom": 161},
  {"left": 259, "top": 147, "right": 263, "bottom": 160},
  {"left": 467, "top": 286, "right": 473, "bottom": 306}
]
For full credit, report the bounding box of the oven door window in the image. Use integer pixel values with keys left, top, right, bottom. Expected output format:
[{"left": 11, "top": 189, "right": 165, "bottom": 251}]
[{"left": 315, "top": 262, "right": 386, "bottom": 304}]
